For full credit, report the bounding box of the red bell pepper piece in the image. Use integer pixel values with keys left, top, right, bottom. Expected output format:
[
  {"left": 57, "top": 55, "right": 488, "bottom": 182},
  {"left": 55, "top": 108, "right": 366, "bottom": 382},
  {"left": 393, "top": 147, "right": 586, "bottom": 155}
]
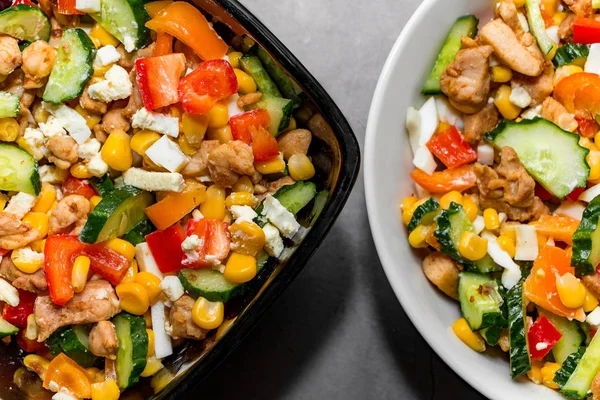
[
  {"left": 182, "top": 219, "right": 230, "bottom": 268},
  {"left": 56, "top": 0, "right": 83, "bottom": 14},
  {"left": 146, "top": 224, "right": 186, "bottom": 273},
  {"left": 2, "top": 290, "right": 36, "bottom": 328},
  {"left": 535, "top": 184, "right": 554, "bottom": 201},
  {"left": 12, "top": 0, "right": 38, "bottom": 7},
  {"left": 136, "top": 53, "right": 186, "bottom": 111},
  {"left": 0, "top": 248, "right": 10, "bottom": 256},
  {"left": 567, "top": 187, "right": 586, "bottom": 202},
  {"left": 426, "top": 126, "right": 477, "bottom": 169},
  {"left": 251, "top": 126, "right": 279, "bottom": 162},
  {"left": 16, "top": 330, "right": 47, "bottom": 353},
  {"left": 527, "top": 314, "right": 563, "bottom": 360},
  {"left": 177, "top": 59, "right": 238, "bottom": 115},
  {"left": 82, "top": 244, "right": 129, "bottom": 285},
  {"left": 44, "top": 235, "right": 86, "bottom": 306},
  {"left": 154, "top": 32, "right": 174, "bottom": 56},
  {"left": 576, "top": 117, "right": 598, "bottom": 138},
  {"left": 62, "top": 176, "right": 96, "bottom": 200},
  {"left": 574, "top": 17, "right": 600, "bottom": 44},
  {"left": 230, "top": 109, "right": 271, "bottom": 145},
  {"left": 410, "top": 165, "right": 477, "bottom": 194}
]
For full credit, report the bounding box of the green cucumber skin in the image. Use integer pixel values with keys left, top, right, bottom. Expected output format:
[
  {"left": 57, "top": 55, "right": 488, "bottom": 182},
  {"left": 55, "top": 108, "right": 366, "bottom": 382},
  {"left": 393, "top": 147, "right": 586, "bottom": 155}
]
[
  {"left": 46, "top": 325, "right": 98, "bottom": 368},
  {"left": 90, "top": 0, "right": 149, "bottom": 51},
  {"left": 273, "top": 181, "right": 317, "bottom": 215},
  {"left": 560, "top": 333, "right": 600, "bottom": 398},
  {"left": 572, "top": 195, "right": 600, "bottom": 276},
  {"left": 525, "top": 0, "right": 555, "bottom": 55},
  {"left": 0, "top": 5, "right": 50, "bottom": 42},
  {"left": 239, "top": 55, "right": 282, "bottom": 97},
  {"left": 0, "top": 143, "right": 40, "bottom": 195},
  {"left": 542, "top": 311, "right": 585, "bottom": 365},
  {"left": 90, "top": 174, "right": 115, "bottom": 197},
  {"left": 179, "top": 269, "right": 242, "bottom": 303},
  {"left": 123, "top": 219, "right": 155, "bottom": 247},
  {"left": 113, "top": 313, "right": 147, "bottom": 389},
  {"left": 554, "top": 347, "right": 586, "bottom": 389},
  {"left": 408, "top": 197, "right": 440, "bottom": 232},
  {"left": 0, "top": 317, "right": 18, "bottom": 339},
  {"left": 0, "top": 91, "right": 19, "bottom": 118},
  {"left": 507, "top": 280, "right": 531, "bottom": 379},
  {"left": 422, "top": 15, "right": 479, "bottom": 95},
  {"left": 553, "top": 43, "right": 590, "bottom": 68},
  {"left": 248, "top": 95, "right": 294, "bottom": 136},
  {"left": 485, "top": 117, "right": 590, "bottom": 198},
  {"left": 256, "top": 46, "right": 305, "bottom": 107},
  {"left": 479, "top": 326, "right": 503, "bottom": 346},
  {"left": 43, "top": 28, "right": 95, "bottom": 104},
  {"left": 308, "top": 189, "right": 329, "bottom": 226},
  {"left": 458, "top": 272, "right": 505, "bottom": 331}
]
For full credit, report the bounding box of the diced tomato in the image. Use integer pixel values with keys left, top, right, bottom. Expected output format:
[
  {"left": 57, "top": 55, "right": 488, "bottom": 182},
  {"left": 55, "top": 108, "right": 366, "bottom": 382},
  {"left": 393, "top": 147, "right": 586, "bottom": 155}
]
[
  {"left": 154, "top": 32, "right": 174, "bottom": 56},
  {"left": 528, "top": 314, "right": 563, "bottom": 360},
  {"left": 16, "top": 330, "right": 47, "bottom": 353},
  {"left": 83, "top": 244, "right": 129, "bottom": 285},
  {"left": 535, "top": 184, "right": 554, "bottom": 201},
  {"left": 574, "top": 17, "right": 600, "bottom": 44},
  {"left": 56, "top": 0, "right": 83, "bottom": 14},
  {"left": 567, "top": 187, "right": 585, "bottom": 202},
  {"left": 146, "top": 224, "right": 186, "bottom": 273},
  {"left": 426, "top": 126, "right": 477, "bottom": 169},
  {"left": 2, "top": 290, "right": 36, "bottom": 328},
  {"left": 177, "top": 59, "right": 238, "bottom": 115},
  {"left": 230, "top": 109, "right": 271, "bottom": 145},
  {"left": 182, "top": 219, "right": 230, "bottom": 268},
  {"left": 555, "top": 72, "right": 600, "bottom": 119},
  {"left": 576, "top": 117, "right": 598, "bottom": 138},
  {"left": 251, "top": 126, "right": 279, "bottom": 162},
  {"left": 410, "top": 165, "right": 477, "bottom": 194},
  {"left": 44, "top": 235, "right": 86, "bottom": 306},
  {"left": 136, "top": 53, "right": 186, "bottom": 111},
  {"left": 62, "top": 176, "right": 96, "bottom": 200},
  {"left": 12, "top": 0, "right": 37, "bottom": 7}
]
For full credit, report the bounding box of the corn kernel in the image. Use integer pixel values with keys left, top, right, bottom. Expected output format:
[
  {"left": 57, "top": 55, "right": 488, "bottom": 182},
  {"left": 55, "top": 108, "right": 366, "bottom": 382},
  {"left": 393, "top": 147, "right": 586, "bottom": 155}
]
[
  {"left": 440, "top": 191, "right": 463, "bottom": 210},
  {"left": 573, "top": 57, "right": 587, "bottom": 68},
  {"left": 497, "top": 235, "right": 516, "bottom": 258},
  {"left": 182, "top": 113, "right": 208, "bottom": 146},
  {"left": 553, "top": 12, "right": 567, "bottom": 26},
  {"left": 229, "top": 221, "right": 265, "bottom": 256},
  {"left": 228, "top": 52, "right": 243, "bottom": 68},
  {"left": 85, "top": 367, "right": 100, "bottom": 382},
  {"left": 116, "top": 282, "right": 150, "bottom": 315},
  {"left": 23, "top": 354, "right": 49, "bottom": 380},
  {"left": 146, "top": 329, "right": 155, "bottom": 358},
  {"left": 144, "top": 309, "right": 152, "bottom": 328},
  {"left": 22, "top": 212, "right": 49, "bottom": 237},
  {"left": 458, "top": 232, "right": 488, "bottom": 261},
  {"left": 554, "top": 65, "right": 584, "bottom": 86},
  {"left": 255, "top": 157, "right": 286, "bottom": 175},
  {"left": 206, "top": 124, "right": 233, "bottom": 144},
  {"left": 500, "top": 222, "right": 518, "bottom": 242},
  {"left": 30, "top": 239, "right": 45, "bottom": 253},
  {"left": 226, "top": 191, "right": 258, "bottom": 208},
  {"left": 72, "top": 255, "right": 91, "bottom": 293},
  {"left": 177, "top": 134, "right": 197, "bottom": 156},
  {"left": 93, "top": 64, "right": 112, "bottom": 78},
  {"left": 283, "top": 117, "right": 297, "bottom": 133},
  {"left": 105, "top": 238, "right": 136, "bottom": 262},
  {"left": 584, "top": 288, "right": 599, "bottom": 312},
  {"left": 33, "top": 106, "right": 49, "bottom": 124},
  {"left": 288, "top": 153, "right": 316, "bottom": 181},
  {"left": 224, "top": 252, "right": 257, "bottom": 283},
  {"left": 140, "top": 356, "right": 163, "bottom": 378},
  {"left": 514, "top": 0, "right": 525, "bottom": 6},
  {"left": 408, "top": 225, "right": 430, "bottom": 248},
  {"left": 200, "top": 185, "right": 226, "bottom": 220},
  {"left": 0, "top": 192, "right": 7, "bottom": 211},
  {"left": 90, "top": 196, "right": 102, "bottom": 208},
  {"left": 495, "top": 85, "right": 522, "bottom": 120},
  {"left": 581, "top": 137, "right": 598, "bottom": 151},
  {"left": 588, "top": 151, "right": 600, "bottom": 181},
  {"left": 207, "top": 102, "right": 229, "bottom": 129},
  {"left": 32, "top": 183, "right": 56, "bottom": 213},
  {"left": 11, "top": 246, "right": 44, "bottom": 273},
  {"left": 233, "top": 68, "right": 257, "bottom": 94},
  {"left": 541, "top": 362, "right": 561, "bottom": 389},
  {"left": 91, "top": 378, "right": 120, "bottom": 400},
  {"left": 233, "top": 176, "right": 254, "bottom": 194},
  {"left": 0, "top": 118, "right": 20, "bottom": 142},
  {"left": 527, "top": 360, "right": 544, "bottom": 385},
  {"left": 556, "top": 272, "right": 587, "bottom": 309},
  {"left": 70, "top": 162, "right": 93, "bottom": 179},
  {"left": 130, "top": 130, "right": 161, "bottom": 156},
  {"left": 462, "top": 196, "right": 479, "bottom": 222},
  {"left": 134, "top": 271, "right": 161, "bottom": 304},
  {"left": 75, "top": 105, "right": 101, "bottom": 129},
  {"left": 491, "top": 66, "right": 513, "bottom": 83},
  {"left": 452, "top": 318, "right": 485, "bottom": 352},
  {"left": 192, "top": 297, "right": 224, "bottom": 330},
  {"left": 89, "top": 23, "right": 119, "bottom": 47},
  {"left": 483, "top": 208, "right": 500, "bottom": 230},
  {"left": 102, "top": 130, "right": 133, "bottom": 171},
  {"left": 403, "top": 197, "right": 426, "bottom": 226}
]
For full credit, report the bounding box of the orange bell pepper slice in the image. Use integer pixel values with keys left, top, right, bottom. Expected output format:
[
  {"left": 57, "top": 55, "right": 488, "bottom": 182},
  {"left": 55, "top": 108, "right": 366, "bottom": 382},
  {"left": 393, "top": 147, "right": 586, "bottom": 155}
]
[
  {"left": 410, "top": 164, "right": 477, "bottom": 194},
  {"left": 524, "top": 246, "right": 586, "bottom": 322},
  {"left": 144, "top": 0, "right": 173, "bottom": 18},
  {"left": 554, "top": 72, "right": 600, "bottom": 119},
  {"left": 43, "top": 353, "right": 92, "bottom": 398},
  {"left": 154, "top": 32, "right": 173, "bottom": 56},
  {"left": 145, "top": 182, "right": 207, "bottom": 230},
  {"left": 146, "top": 2, "right": 228, "bottom": 61},
  {"left": 56, "top": 0, "right": 84, "bottom": 14},
  {"left": 529, "top": 215, "right": 580, "bottom": 245}
]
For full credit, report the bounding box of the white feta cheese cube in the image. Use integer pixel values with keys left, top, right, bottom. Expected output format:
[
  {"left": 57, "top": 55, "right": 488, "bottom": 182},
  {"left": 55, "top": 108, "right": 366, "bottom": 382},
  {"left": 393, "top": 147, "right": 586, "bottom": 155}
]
[
  {"left": 75, "top": 0, "right": 100, "bottom": 13},
  {"left": 521, "top": 105, "right": 542, "bottom": 120},
  {"left": 88, "top": 65, "right": 132, "bottom": 102},
  {"left": 4, "top": 192, "right": 36, "bottom": 219},
  {"left": 78, "top": 138, "right": 101, "bottom": 160},
  {"left": 43, "top": 103, "right": 91, "bottom": 144},
  {"left": 122, "top": 35, "right": 136, "bottom": 53},
  {"left": 145, "top": 135, "right": 189, "bottom": 172},
  {"left": 586, "top": 44, "right": 600, "bottom": 75},
  {"left": 181, "top": 234, "right": 200, "bottom": 252},
  {"left": 93, "top": 45, "right": 121, "bottom": 68},
  {"left": 262, "top": 223, "right": 283, "bottom": 258},
  {"left": 160, "top": 276, "right": 184, "bottom": 302},
  {"left": 39, "top": 165, "right": 68, "bottom": 183},
  {"left": 514, "top": 225, "right": 539, "bottom": 261},
  {"left": 38, "top": 116, "right": 66, "bottom": 138},
  {"left": 261, "top": 195, "right": 300, "bottom": 238},
  {"left": 510, "top": 85, "right": 532, "bottom": 108},
  {"left": 588, "top": 307, "right": 600, "bottom": 326},
  {"left": 135, "top": 243, "right": 164, "bottom": 280},
  {"left": 230, "top": 205, "right": 257, "bottom": 222},
  {"left": 23, "top": 127, "right": 48, "bottom": 160},
  {"left": 52, "top": 391, "right": 78, "bottom": 400},
  {"left": 123, "top": 168, "right": 184, "bottom": 192},
  {"left": 131, "top": 108, "right": 179, "bottom": 138},
  {"left": 87, "top": 153, "right": 109, "bottom": 177},
  {"left": 0, "top": 277, "right": 19, "bottom": 306}
]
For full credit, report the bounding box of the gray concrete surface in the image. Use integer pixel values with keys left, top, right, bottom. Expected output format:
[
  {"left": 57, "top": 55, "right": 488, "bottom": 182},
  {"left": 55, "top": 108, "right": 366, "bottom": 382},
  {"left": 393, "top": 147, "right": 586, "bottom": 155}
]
[{"left": 201, "top": 1, "right": 485, "bottom": 399}]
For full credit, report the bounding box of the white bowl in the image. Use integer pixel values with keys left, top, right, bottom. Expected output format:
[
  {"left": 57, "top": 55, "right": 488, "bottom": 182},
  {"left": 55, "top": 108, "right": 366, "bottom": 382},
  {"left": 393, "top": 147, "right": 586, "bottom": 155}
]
[{"left": 365, "top": 1, "right": 564, "bottom": 399}]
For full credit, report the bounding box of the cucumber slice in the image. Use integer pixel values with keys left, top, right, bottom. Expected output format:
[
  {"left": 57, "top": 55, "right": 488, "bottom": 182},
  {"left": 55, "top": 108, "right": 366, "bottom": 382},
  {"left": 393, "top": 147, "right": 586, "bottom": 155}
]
[
  {"left": 273, "top": 181, "right": 317, "bottom": 215},
  {"left": 46, "top": 325, "right": 98, "bottom": 368},
  {"left": 0, "top": 5, "right": 50, "bottom": 42},
  {"left": 90, "top": 0, "right": 149, "bottom": 52},
  {"left": 308, "top": 189, "right": 329, "bottom": 226},
  {"left": 507, "top": 280, "right": 531, "bottom": 378},
  {"left": 408, "top": 197, "right": 440, "bottom": 232},
  {"left": 113, "top": 312, "right": 148, "bottom": 389},
  {"left": 90, "top": 174, "right": 114, "bottom": 197},
  {"left": 553, "top": 43, "right": 590, "bottom": 68},
  {"left": 422, "top": 15, "right": 479, "bottom": 95},
  {"left": 43, "top": 29, "right": 95, "bottom": 104},
  {"left": 525, "top": 0, "right": 555, "bottom": 55},
  {"left": 541, "top": 311, "right": 585, "bottom": 365},
  {"left": 123, "top": 219, "right": 155, "bottom": 247},
  {"left": 572, "top": 195, "right": 600, "bottom": 276},
  {"left": 79, "top": 186, "right": 153, "bottom": 244},
  {"left": 435, "top": 203, "right": 502, "bottom": 273},
  {"left": 0, "top": 143, "right": 40, "bottom": 195},
  {"left": 239, "top": 55, "right": 282, "bottom": 97},
  {"left": 256, "top": 46, "right": 305, "bottom": 107},
  {"left": 554, "top": 347, "right": 586, "bottom": 388},
  {"left": 248, "top": 95, "right": 293, "bottom": 136},
  {"left": 560, "top": 333, "right": 600, "bottom": 398},
  {"left": 485, "top": 118, "right": 590, "bottom": 198},
  {"left": 179, "top": 268, "right": 242, "bottom": 302},
  {"left": 0, "top": 92, "right": 19, "bottom": 118},
  {"left": 479, "top": 326, "right": 503, "bottom": 346},
  {"left": 458, "top": 272, "right": 505, "bottom": 331},
  {"left": 0, "top": 316, "right": 18, "bottom": 339}
]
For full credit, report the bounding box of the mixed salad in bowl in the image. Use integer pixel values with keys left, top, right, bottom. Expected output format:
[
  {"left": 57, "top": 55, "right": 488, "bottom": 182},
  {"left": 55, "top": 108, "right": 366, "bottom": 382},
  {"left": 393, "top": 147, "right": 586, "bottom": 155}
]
[{"left": 0, "top": 0, "right": 331, "bottom": 398}]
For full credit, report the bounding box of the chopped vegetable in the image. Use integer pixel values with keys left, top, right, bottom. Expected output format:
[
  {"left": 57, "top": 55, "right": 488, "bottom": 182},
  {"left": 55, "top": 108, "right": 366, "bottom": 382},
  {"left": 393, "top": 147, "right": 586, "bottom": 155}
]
[
  {"left": 574, "top": 17, "right": 600, "bottom": 44},
  {"left": 410, "top": 164, "right": 477, "bottom": 193},
  {"left": 426, "top": 126, "right": 477, "bottom": 169},
  {"left": 135, "top": 53, "right": 186, "bottom": 110},
  {"left": 527, "top": 315, "right": 563, "bottom": 360},
  {"left": 145, "top": 223, "right": 186, "bottom": 273}
]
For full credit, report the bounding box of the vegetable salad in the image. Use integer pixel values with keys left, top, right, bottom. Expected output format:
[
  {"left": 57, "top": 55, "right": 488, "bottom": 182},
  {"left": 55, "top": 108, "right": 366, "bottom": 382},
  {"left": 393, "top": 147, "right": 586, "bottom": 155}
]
[
  {"left": 402, "top": 0, "right": 600, "bottom": 397},
  {"left": 0, "top": 0, "right": 330, "bottom": 398}
]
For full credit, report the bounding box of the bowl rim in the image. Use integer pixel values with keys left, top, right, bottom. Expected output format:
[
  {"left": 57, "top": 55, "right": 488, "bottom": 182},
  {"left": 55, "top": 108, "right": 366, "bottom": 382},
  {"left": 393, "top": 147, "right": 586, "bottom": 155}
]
[
  {"left": 364, "top": 0, "right": 498, "bottom": 398},
  {"left": 158, "top": 1, "right": 361, "bottom": 398}
]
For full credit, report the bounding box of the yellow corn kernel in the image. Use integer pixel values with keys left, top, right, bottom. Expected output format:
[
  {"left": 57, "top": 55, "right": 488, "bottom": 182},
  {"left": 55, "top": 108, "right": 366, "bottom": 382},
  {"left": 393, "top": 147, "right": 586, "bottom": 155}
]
[
  {"left": 182, "top": 113, "right": 209, "bottom": 146},
  {"left": 452, "top": 318, "right": 485, "bottom": 352},
  {"left": 497, "top": 235, "right": 516, "bottom": 258},
  {"left": 581, "top": 137, "right": 598, "bottom": 152},
  {"left": 573, "top": 57, "right": 588, "bottom": 68},
  {"left": 90, "top": 36, "right": 101, "bottom": 49},
  {"left": 216, "top": 318, "right": 235, "bottom": 341},
  {"left": 233, "top": 68, "right": 257, "bottom": 94},
  {"left": 554, "top": 65, "right": 584, "bottom": 86},
  {"left": 224, "top": 252, "right": 257, "bottom": 283},
  {"left": 91, "top": 378, "right": 120, "bottom": 400},
  {"left": 144, "top": 309, "right": 152, "bottom": 328},
  {"left": 402, "top": 197, "right": 426, "bottom": 226},
  {"left": 23, "top": 354, "right": 50, "bottom": 380},
  {"left": 588, "top": 151, "right": 600, "bottom": 181},
  {"left": 146, "top": 329, "right": 155, "bottom": 358},
  {"left": 514, "top": 0, "right": 525, "bottom": 6},
  {"left": 408, "top": 225, "right": 430, "bottom": 249},
  {"left": 75, "top": 105, "right": 101, "bottom": 129},
  {"left": 440, "top": 191, "right": 463, "bottom": 210},
  {"left": 541, "top": 362, "right": 561, "bottom": 389},
  {"left": 255, "top": 157, "right": 286, "bottom": 175},
  {"left": 102, "top": 130, "right": 133, "bottom": 171},
  {"left": 207, "top": 102, "right": 229, "bottom": 129},
  {"left": 232, "top": 176, "right": 254, "bottom": 194},
  {"left": 93, "top": 64, "right": 112, "bottom": 78},
  {"left": 0, "top": 118, "right": 20, "bottom": 142},
  {"left": 228, "top": 52, "right": 243, "bottom": 68},
  {"left": 206, "top": 124, "right": 233, "bottom": 144},
  {"left": 495, "top": 85, "right": 522, "bottom": 120},
  {"left": 70, "top": 162, "right": 93, "bottom": 179},
  {"left": 116, "top": 282, "right": 150, "bottom": 315},
  {"left": 527, "top": 360, "right": 544, "bottom": 385},
  {"left": 462, "top": 196, "right": 479, "bottom": 222},
  {"left": 177, "top": 134, "right": 197, "bottom": 156},
  {"left": 584, "top": 288, "right": 599, "bottom": 312},
  {"left": 33, "top": 183, "right": 56, "bottom": 213},
  {"left": 288, "top": 153, "right": 316, "bottom": 181},
  {"left": 0, "top": 192, "right": 7, "bottom": 211},
  {"left": 134, "top": 271, "right": 161, "bottom": 304},
  {"left": 33, "top": 106, "right": 50, "bottom": 124},
  {"left": 556, "top": 272, "right": 587, "bottom": 309},
  {"left": 11, "top": 247, "right": 44, "bottom": 274},
  {"left": 225, "top": 191, "right": 257, "bottom": 208},
  {"left": 553, "top": 11, "right": 567, "bottom": 25},
  {"left": 458, "top": 232, "right": 488, "bottom": 261},
  {"left": 106, "top": 238, "right": 136, "bottom": 262},
  {"left": 131, "top": 130, "right": 161, "bottom": 156},
  {"left": 90, "top": 196, "right": 102, "bottom": 208},
  {"left": 200, "top": 185, "right": 227, "bottom": 220},
  {"left": 72, "top": 255, "right": 91, "bottom": 293},
  {"left": 85, "top": 367, "right": 100, "bottom": 382},
  {"left": 89, "top": 23, "right": 119, "bottom": 47},
  {"left": 22, "top": 212, "right": 49, "bottom": 237},
  {"left": 140, "top": 356, "right": 163, "bottom": 378},
  {"left": 436, "top": 122, "right": 451, "bottom": 135},
  {"left": 30, "top": 239, "right": 45, "bottom": 253},
  {"left": 491, "top": 66, "right": 513, "bottom": 83},
  {"left": 483, "top": 208, "right": 500, "bottom": 230},
  {"left": 501, "top": 222, "right": 518, "bottom": 242},
  {"left": 229, "top": 220, "right": 266, "bottom": 256},
  {"left": 192, "top": 297, "right": 224, "bottom": 330},
  {"left": 283, "top": 117, "right": 297, "bottom": 133}
]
